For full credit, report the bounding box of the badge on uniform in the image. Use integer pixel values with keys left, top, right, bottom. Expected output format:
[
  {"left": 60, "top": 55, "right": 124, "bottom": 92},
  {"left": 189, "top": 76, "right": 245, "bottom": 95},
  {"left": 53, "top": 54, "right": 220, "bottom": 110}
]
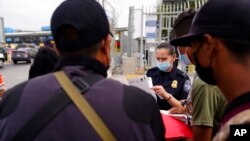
[{"left": 171, "top": 80, "right": 178, "bottom": 88}]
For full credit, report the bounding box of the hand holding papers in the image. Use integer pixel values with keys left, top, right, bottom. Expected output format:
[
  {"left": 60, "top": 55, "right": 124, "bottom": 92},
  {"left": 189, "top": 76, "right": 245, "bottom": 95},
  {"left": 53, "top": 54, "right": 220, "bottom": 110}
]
[{"left": 150, "top": 85, "right": 168, "bottom": 100}]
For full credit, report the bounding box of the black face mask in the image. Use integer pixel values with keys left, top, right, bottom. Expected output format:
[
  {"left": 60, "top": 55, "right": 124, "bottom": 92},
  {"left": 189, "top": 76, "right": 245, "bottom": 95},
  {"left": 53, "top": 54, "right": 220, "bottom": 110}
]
[{"left": 193, "top": 45, "right": 216, "bottom": 85}]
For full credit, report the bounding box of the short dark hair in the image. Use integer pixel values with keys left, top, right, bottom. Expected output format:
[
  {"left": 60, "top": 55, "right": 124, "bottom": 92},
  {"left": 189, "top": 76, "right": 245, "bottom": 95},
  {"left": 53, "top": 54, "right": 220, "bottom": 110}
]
[
  {"left": 170, "top": 9, "right": 196, "bottom": 66},
  {"left": 172, "top": 9, "right": 196, "bottom": 38},
  {"left": 29, "top": 47, "right": 59, "bottom": 79},
  {"left": 156, "top": 42, "right": 176, "bottom": 55}
]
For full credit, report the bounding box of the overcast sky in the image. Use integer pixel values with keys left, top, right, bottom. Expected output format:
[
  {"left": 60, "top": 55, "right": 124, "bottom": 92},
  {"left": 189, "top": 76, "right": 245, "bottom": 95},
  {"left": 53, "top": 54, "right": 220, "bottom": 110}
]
[{"left": 0, "top": 0, "right": 157, "bottom": 32}]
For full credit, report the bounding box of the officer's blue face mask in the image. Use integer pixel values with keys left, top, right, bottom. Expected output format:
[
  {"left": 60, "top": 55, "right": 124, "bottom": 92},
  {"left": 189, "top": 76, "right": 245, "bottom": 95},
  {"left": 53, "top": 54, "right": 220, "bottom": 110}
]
[{"left": 156, "top": 61, "right": 172, "bottom": 72}]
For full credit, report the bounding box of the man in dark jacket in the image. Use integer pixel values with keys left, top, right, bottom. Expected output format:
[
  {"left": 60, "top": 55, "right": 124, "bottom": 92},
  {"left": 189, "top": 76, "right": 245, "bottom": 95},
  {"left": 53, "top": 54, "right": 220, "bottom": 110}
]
[
  {"left": 171, "top": 0, "right": 250, "bottom": 140},
  {"left": 0, "top": 0, "right": 165, "bottom": 141}
]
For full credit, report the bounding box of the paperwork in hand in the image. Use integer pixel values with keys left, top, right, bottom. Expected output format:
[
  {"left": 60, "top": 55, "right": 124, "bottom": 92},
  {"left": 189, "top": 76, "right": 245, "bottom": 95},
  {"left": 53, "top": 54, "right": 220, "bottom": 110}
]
[{"left": 127, "top": 76, "right": 157, "bottom": 100}]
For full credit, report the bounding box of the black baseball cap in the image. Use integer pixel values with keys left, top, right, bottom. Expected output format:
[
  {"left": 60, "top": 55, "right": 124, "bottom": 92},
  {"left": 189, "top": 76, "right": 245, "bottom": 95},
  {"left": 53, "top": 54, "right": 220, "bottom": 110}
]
[
  {"left": 170, "top": 0, "right": 250, "bottom": 47},
  {"left": 51, "top": 0, "right": 110, "bottom": 51}
]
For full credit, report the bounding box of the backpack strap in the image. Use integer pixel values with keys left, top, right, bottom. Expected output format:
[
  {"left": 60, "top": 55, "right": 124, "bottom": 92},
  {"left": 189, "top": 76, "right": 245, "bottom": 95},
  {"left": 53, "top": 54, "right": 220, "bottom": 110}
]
[
  {"left": 54, "top": 71, "right": 116, "bottom": 141},
  {"left": 13, "top": 71, "right": 104, "bottom": 141}
]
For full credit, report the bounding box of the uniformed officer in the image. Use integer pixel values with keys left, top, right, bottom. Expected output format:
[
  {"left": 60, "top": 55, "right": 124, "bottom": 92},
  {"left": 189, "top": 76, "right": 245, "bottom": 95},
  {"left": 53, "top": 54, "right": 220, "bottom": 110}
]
[{"left": 146, "top": 42, "right": 191, "bottom": 110}]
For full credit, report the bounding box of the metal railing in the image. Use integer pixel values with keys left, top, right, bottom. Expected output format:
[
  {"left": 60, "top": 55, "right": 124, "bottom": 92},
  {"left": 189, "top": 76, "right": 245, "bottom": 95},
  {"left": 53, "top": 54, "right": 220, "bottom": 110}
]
[{"left": 157, "top": 0, "right": 207, "bottom": 42}]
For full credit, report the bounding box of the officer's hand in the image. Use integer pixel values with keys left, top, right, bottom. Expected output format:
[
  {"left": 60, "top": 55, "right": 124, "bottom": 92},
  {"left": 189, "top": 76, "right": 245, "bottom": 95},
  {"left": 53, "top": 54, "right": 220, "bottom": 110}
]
[{"left": 151, "top": 85, "right": 169, "bottom": 99}]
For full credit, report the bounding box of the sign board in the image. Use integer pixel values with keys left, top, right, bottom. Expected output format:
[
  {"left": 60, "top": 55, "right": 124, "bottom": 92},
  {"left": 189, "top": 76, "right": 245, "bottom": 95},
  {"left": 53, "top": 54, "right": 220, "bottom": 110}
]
[
  {"left": 6, "top": 37, "right": 12, "bottom": 42},
  {"left": 149, "top": 46, "right": 155, "bottom": 52},
  {"left": 41, "top": 26, "right": 51, "bottom": 31},
  {"left": 145, "top": 15, "right": 157, "bottom": 43},
  {"left": 146, "top": 20, "right": 157, "bottom": 27}
]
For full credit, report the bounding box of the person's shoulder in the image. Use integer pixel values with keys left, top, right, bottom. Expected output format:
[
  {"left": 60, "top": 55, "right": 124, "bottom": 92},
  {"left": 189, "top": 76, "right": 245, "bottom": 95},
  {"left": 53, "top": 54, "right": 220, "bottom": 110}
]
[
  {"left": 0, "top": 80, "right": 29, "bottom": 118},
  {"left": 193, "top": 78, "right": 216, "bottom": 90},
  {"left": 4, "top": 73, "right": 53, "bottom": 95},
  {"left": 175, "top": 68, "right": 189, "bottom": 79},
  {"left": 147, "top": 67, "right": 158, "bottom": 72},
  {"left": 193, "top": 78, "right": 223, "bottom": 96},
  {"left": 103, "top": 77, "right": 123, "bottom": 86},
  {"left": 3, "top": 81, "right": 28, "bottom": 96},
  {"left": 29, "top": 73, "right": 56, "bottom": 85},
  {"left": 146, "top": 67, "right": 158, "bottom": 76},
  {"left": 123, "top": 85, "right": 156, "bottom": 103},
  {"left": 193, "top": 78, "right": 206, "bottom": 87},
  {"left": 175, "top": 68, "right": 188, "bottom": 77},
  {"left": 123, "top": 85, "right": 159, "bottom": 123}
]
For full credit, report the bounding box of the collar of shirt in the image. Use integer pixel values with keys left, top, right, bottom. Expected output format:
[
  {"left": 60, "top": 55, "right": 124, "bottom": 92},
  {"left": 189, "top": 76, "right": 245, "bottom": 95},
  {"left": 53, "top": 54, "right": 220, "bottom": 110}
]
[
  {"left": 54, "top": 55, "right": 107, "bottom": 77},
  {"left": 152, "top": 66, "right": 177, "bottom": 80},
  {"left": 222, "top": 91, "right": 250, "bottom": 124}
]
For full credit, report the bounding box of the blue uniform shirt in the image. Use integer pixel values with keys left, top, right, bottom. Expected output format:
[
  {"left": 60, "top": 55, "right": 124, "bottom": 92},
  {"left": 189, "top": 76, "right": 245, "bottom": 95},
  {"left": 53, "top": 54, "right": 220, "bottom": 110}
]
[{"left": 146, "top": 66, "right": 191, "bottom": 110}]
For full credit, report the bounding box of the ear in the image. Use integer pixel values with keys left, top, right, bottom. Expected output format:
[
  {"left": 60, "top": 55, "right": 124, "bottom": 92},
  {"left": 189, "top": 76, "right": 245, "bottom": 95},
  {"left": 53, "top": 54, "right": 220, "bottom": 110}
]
[
  {"left": 100, "top": 34, "right": 111, "bottom": 54},
  {"left": 172, "top": 53, "right": 177, "bottom": 60},
  {"left": 203, "top": 34, "right": 216, "bottom": 59}
]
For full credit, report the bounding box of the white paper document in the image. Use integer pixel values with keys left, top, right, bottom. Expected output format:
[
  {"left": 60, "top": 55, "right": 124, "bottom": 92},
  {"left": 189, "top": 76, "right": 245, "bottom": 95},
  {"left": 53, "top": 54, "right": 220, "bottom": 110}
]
[{"left": 127, "top": 76, "right": 157, "bottom": 100}]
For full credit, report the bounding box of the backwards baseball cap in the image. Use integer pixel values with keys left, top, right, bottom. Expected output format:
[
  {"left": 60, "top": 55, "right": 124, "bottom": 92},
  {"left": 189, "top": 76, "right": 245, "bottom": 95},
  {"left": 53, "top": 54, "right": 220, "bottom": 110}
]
[
  {"left": 51, "top": 0, "right": 110, "bottom": 51},
  {"left": 170, "top": 0, "right": 250, "bottom": 47}
]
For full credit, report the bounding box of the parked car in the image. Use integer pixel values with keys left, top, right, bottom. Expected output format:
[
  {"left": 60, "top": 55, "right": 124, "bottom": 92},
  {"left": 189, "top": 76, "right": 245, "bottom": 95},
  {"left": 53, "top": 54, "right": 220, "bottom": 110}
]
[
  {"left": 0, "top": 45, "right": 8, "bottom": 61},
  {"left": 0, "top": 53, "right": 4, "bottom": 68},
  {"left": 15, "top": 43, "right": 39, "bottom": 50},
  {"left": 12, "top": 44, "right": 38, "bottom": 64}
]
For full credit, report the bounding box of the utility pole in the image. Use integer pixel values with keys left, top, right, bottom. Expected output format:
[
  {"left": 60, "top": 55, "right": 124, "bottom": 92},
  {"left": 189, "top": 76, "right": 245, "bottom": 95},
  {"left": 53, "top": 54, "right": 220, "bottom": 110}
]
[
  {"left": 0, "top": 17, "right": 5, "bottom": 43},
  {"left": 128, "top": 6, "right": 144, "bottom": 68},
  {"left": 127, "top": 6, "right": 134, "bottom": 57},
  {"left": 140, "top": 6, "right": 144, "bottom": 68}
]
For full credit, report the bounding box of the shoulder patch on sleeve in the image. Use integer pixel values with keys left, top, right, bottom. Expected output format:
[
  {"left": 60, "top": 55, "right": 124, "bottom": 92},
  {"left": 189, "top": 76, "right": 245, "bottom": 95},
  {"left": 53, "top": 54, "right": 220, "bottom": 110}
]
[
  {"left": 183, "top": 73, "right": 189, "bottom": 78},
  {"left": 183, "top": 80, "right": 191, "bottom": 92},
  {"left": 176, "top": 69, "right": 189, "bottom": 78}
]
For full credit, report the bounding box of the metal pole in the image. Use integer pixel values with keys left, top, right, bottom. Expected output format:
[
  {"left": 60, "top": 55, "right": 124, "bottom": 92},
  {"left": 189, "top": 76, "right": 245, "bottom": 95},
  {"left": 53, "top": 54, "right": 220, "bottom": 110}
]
[
  {"left": 159, "top": 13, "right": 162, "bottom": 42},
  {"left": 0, "top": 17, "right": 5, "bottom": 43},
  {"left": 128, "top": 6, "right": 134, "bottom": 57},
  {"left": 140, "top": 6, "right": 144, "bottom": 68}
]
